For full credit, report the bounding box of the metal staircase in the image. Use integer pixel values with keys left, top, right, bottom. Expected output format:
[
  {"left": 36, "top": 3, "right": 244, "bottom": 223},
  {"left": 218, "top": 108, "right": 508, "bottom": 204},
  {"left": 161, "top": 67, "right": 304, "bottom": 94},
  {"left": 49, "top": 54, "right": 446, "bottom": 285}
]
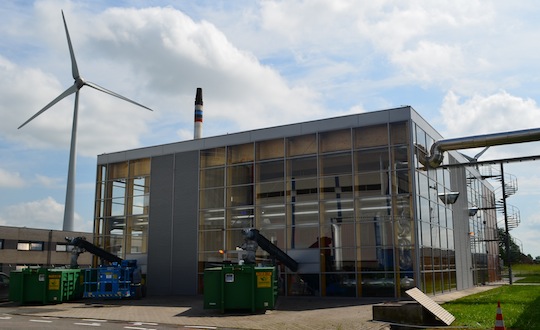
[{"left": 478, "top": 164, "right": 520, "bottom": 231}]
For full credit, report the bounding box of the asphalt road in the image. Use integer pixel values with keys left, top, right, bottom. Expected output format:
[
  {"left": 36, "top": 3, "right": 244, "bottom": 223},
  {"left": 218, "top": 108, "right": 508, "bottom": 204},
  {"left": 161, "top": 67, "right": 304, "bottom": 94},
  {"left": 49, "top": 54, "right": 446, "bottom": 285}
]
[{"left": 0, "top": 313, "right": 214, "bottom": 330}]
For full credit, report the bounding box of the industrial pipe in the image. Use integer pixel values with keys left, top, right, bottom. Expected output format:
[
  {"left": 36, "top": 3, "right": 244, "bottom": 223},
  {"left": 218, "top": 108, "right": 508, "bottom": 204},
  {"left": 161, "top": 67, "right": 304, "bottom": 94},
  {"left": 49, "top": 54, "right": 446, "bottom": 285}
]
[{"left": 427, "top": 127, "right": 540, "bottom": 167}]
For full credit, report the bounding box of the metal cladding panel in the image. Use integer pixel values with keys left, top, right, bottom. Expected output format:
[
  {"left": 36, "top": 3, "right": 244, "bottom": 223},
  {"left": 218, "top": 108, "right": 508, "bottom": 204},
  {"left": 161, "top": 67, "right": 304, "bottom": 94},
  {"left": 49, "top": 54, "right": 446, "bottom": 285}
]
[
  {"left": 171, "top": 151, "right": 199, "bottom": 295},
  {"left": 147, "top": 154, "right": 175, "bottom": 295},
  {"left": 97, "top": 107, "right": 416, "bottom": 164},
  {"left": 450, "top": 164, "right": 474, "bottom": 290}
]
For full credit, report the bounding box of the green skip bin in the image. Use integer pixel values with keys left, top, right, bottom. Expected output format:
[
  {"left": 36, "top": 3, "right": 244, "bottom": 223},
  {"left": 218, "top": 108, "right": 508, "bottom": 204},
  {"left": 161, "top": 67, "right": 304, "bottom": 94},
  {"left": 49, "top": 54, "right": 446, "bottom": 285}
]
[{"left": 204, "top": 264, "right": 277, "bottom": 313}]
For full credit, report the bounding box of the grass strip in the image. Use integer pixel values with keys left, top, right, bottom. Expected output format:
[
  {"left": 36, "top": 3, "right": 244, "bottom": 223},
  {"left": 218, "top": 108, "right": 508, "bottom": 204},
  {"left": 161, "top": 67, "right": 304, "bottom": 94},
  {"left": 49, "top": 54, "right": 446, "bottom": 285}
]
[{"left": 442, "top": 285, "right": 540, "bottom": 329}]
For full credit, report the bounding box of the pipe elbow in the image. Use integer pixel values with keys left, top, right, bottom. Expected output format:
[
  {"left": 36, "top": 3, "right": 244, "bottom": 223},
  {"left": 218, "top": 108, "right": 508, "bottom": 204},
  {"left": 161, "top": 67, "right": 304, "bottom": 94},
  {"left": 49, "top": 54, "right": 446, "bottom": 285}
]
[{"left": 427, "top": 143, "right": 444, "bottom": 168}]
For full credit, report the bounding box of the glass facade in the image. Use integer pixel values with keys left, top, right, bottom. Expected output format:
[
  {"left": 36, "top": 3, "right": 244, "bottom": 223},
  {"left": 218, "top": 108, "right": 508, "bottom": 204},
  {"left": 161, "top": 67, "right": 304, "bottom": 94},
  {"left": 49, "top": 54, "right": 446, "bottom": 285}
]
[
  {"left": 94, "top": 158, "right": 151, "bottom": 261},
  {"left": 198, "top": 122, "right": 415, "bottom": 297},
  {"left": 467, "top": 170, "right": 499, "bottom": 284}
]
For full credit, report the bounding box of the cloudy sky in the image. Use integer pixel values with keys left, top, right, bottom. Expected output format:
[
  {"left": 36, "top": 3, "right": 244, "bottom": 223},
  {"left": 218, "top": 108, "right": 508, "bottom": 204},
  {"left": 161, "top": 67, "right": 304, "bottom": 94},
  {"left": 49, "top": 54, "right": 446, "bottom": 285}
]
[{"left": 2, "top": 0, "right": 540, "bottom": 258}]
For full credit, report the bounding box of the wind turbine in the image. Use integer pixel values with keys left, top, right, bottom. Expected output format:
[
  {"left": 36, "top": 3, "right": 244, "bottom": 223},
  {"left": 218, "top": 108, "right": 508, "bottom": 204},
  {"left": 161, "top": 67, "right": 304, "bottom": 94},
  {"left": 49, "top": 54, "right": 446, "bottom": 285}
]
[{"left": 18, "top": 10, "right": 153, "bottom": 232}]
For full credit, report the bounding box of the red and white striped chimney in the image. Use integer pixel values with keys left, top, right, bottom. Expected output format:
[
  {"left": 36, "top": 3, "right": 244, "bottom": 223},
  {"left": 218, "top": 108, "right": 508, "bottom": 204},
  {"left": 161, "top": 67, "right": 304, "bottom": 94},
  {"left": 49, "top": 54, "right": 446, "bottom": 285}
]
[{"left": 194, "top": 88, "right": 203, "bottom": 139}]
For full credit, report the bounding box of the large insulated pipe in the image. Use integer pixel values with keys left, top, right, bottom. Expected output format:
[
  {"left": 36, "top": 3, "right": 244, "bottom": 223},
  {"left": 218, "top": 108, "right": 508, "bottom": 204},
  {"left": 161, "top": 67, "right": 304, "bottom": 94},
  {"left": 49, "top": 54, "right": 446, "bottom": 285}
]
[
  {"left": 427, "top": 127, "right": 540, "bottom": 168},
  {"left": 194, "top": 87, "right": 203, "bottom": 139}
]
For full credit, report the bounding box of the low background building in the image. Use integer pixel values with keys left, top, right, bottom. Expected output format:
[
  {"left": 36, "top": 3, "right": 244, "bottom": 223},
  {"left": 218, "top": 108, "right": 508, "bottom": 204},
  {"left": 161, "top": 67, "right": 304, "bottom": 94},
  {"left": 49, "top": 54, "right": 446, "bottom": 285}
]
[{"left": 0, "top": 226, "right": 93, "bottom": 273}]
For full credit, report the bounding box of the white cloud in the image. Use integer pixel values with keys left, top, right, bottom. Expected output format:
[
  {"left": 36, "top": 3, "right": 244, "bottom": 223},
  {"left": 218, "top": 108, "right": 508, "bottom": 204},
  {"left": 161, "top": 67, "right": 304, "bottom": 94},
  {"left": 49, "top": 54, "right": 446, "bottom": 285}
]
[
  {"left": 35, "top": 174, "right": 63, "bottom": 188},
  {"left": 440, "top": 91, "right": 540, "bottom": 137},
  {"left": 0, "top": 168, "right": 25, "bottom": 188},
  {"left": 0, "top": 197, "right": 79, "bottom": 231}
]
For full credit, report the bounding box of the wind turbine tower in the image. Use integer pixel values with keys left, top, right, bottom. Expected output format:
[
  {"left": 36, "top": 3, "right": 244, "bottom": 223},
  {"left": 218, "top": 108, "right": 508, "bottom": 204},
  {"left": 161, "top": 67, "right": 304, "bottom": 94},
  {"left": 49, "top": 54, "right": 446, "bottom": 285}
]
[{"left": 18, "top": 11, "right": 153, "bottom": 232}]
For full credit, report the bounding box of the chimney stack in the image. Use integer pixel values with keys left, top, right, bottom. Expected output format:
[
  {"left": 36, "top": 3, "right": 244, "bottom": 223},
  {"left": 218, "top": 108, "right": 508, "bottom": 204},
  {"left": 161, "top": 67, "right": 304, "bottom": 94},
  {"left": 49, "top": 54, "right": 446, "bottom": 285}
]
[{"left": 194, "top": 88, "right": 203, "bottom": 139}]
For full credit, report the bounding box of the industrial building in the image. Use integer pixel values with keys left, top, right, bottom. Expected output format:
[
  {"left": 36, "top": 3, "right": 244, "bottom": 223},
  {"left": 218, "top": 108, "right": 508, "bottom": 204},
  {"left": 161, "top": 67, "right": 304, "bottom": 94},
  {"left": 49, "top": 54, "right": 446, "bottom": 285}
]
[
  {"left": 94, "top": 105, "right": 500, "bottom": 298},
  {"left": 0, "top": 226, "right": 93, "bottom": 273}
]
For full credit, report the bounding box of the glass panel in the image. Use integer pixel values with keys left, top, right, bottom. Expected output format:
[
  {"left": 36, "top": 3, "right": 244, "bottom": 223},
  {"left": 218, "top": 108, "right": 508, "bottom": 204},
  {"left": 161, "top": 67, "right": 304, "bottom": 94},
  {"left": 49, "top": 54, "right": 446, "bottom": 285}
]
[
  {"left": 257, "top": 138, "right": 284, "bottom": 160},
  {"left": 356, "top": 196, "right": 392, "bottom": 221},
  {"left": 257, "top": 160, "right": 284, "bottom": 182},
  {"left": 288, "top": 156, "right": 317, "bottom": 179},
  {"left": 415, "top": 125, "right": 426, "bottom": 147},
  {"left": 355, "top": 172, "right": 390, "bottom": 197},
  {"left": 111, "top": 198, "right": 125, "bottom": 216},
  {"left": 392, "top": 145, "right": 409, "bottom": 170},
  {"left": 422, "top": 247, "right": 433, "bottom": 270},
  {"left": 287, "top": 134, "right": 317, "bottom": 156},
  {"left": 423, "top": 272, "right": 434, "bottom": 294},
  {"left": 227, "top": 185, "right": 253, "bottom": 206},
  {"left": 129, "top": 158, "right": 150, "bottom": 177},
  {"left": 420, "top": 221, "right": 431, "bottom": 247},
  {"left": 258, "top": 227, "right": 286, "bottom": 250},
  {"left": 200, "top": 188, "right": 224, "bottom": 209},
  {"left": 132, "top": 195, "right": 146, "bottom": 215},
  {"left": 228, "top": 164, "right": 254, "bottom": 185},
  {"left": 321, "top": 175, "right": 353, "bottom": 200},
  {"left": 288, "top": 178, "right": 318, "bottom": 202},
  {"left": 200, "top": 167, "right": 224, "bottom": 188},
  {"left": 431, "top": 225, "right": 441, "bottom": 248},
  {"left": 400, "top": 272, "right": 416, "bottom": 293},
  {"left": 390, "top": 121, "right": 408, "bottom": 145},
  {"left": 396, "top": 217, "right": 413, "bottom": 247},
  {"left": 397, "top": 245, "right": 414, "bottom": 272},
  {"left": 324, "top": 273, "right": 356, "bottom": 296},
  {"left": 288, "top": 273, "right": 319, "bottom": 296},
  {"left": 30, "top": 242, "right": 43, "bottom": 251},
  {"left": 418, "top": 196, "right": 430, "bottom": 222},
  {"left": 354, "top": 124, "right": 388, "bottom": 148},
  {"left": 226, "top": 229, "right": 246, "bottom": 251},
  {"left": 228, "top": 207, "right": 254, "bottom": 228},
  {"left": 256, "top": 182, "right": 285, "bottom": 205},
  {"left": 320, "top": 222, "right": 355, "bottom": 248},
  {"left": 257, "top": 205, "right": 286, "bottom": 228},
  {"left": 112, "top": 179, "right": 126, "bottom": 199},
  {"left": 440, "top": 228, "right": 448, "bottom": 249},
  {"left": 447, "top": 229, "right": 454, "bottom": 249},
  {"left": 17, "top": 242, "right": 30, "bottom": 251},
  {"left": 287, "top": 225, "right": 319, "bottom": 249},
  {"left": 434, "top": 271, "right": 443, "bottom": 293},
  {"left": 394, "top": 169, "right": 410, "bottom": 194},
  {"left": 359, "top": 273, "right": 394, "bottom": 297},
  {"left": 228, "top": 143, "right": 254, "bottom": 164},
  {"left": 200, "top": 209, "right": 225, "bottom": 230},
  {"left": 320, "top": 153, "right": 352, "bottom": 176},
  {"left": 129, "top": 217, "right": 148, "bottom": 254},
  {"left": 417, "top": 173, "right": 429, "bottom": 198},
  {"left": 320, "top": 199, "right": 355, "bottom": 223},
  {"left": 289, "top": 202, "right": 319, "bottom": 225},
  {"left": 358, "top": 221, "right": 394, "bottom": 246},
  {"left": 109, "top": 162, "right": 128, "bottom": 179},
  {"left": 319, "top": 129, "right": 351, "bottom": 153},
  {"left": 201, "top": 147, "right": 226, "bottom": 167},
  {"left": 355, "top": 147, "right": 390, "bottom": 172},
  {"left": 199, "top": 230, "right": 224, "bottom": 253}
]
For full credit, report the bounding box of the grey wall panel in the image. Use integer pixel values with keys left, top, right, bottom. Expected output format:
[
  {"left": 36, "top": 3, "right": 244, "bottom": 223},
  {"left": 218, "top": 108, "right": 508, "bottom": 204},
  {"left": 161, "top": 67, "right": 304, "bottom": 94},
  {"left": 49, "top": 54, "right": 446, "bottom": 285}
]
[
  {"left": 171, "top": 151, "right": 199, "bottom": 295},
  {"left": 451, "top": 165, "right": 473, "bottom": 290},
  {"left": 147, "top": 154, "right": 174, "bottom": 296}
]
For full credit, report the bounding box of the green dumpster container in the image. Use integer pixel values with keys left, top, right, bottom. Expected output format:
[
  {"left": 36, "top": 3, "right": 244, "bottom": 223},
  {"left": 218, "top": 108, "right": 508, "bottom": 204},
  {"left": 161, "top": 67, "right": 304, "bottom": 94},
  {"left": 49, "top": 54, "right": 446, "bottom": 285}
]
[
  {"left": 9, "top": 268, "right": 83, "bottom": 304},
  {"left": 47, "top": 269, "right": 82, "bottom": 303},
  {"left": 204, "top": 264, "right": 276, "bottom": 312},
  {"left": 9, "top": 268, "right": 49, "bottom": 304}
]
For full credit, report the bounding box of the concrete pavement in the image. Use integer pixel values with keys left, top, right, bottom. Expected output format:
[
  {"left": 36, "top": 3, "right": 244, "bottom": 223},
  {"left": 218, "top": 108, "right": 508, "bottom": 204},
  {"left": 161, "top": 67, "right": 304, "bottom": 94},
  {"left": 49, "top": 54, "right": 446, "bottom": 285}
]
[{"left": 0, "top": 284, "right": 503, "bottom": 330}]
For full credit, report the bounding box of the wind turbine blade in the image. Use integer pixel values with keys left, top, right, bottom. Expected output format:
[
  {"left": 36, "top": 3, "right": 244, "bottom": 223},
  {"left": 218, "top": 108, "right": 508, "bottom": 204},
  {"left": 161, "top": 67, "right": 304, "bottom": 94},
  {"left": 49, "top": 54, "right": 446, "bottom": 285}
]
[
  {"left": 18, "top": 84, "right": 78, "bottom": 129},
  {"left": 85, "top": 81, "right": 153, "bottom": 111},
  {"left": 61, "top": 10, "right": 80, "bottom": 80}
]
